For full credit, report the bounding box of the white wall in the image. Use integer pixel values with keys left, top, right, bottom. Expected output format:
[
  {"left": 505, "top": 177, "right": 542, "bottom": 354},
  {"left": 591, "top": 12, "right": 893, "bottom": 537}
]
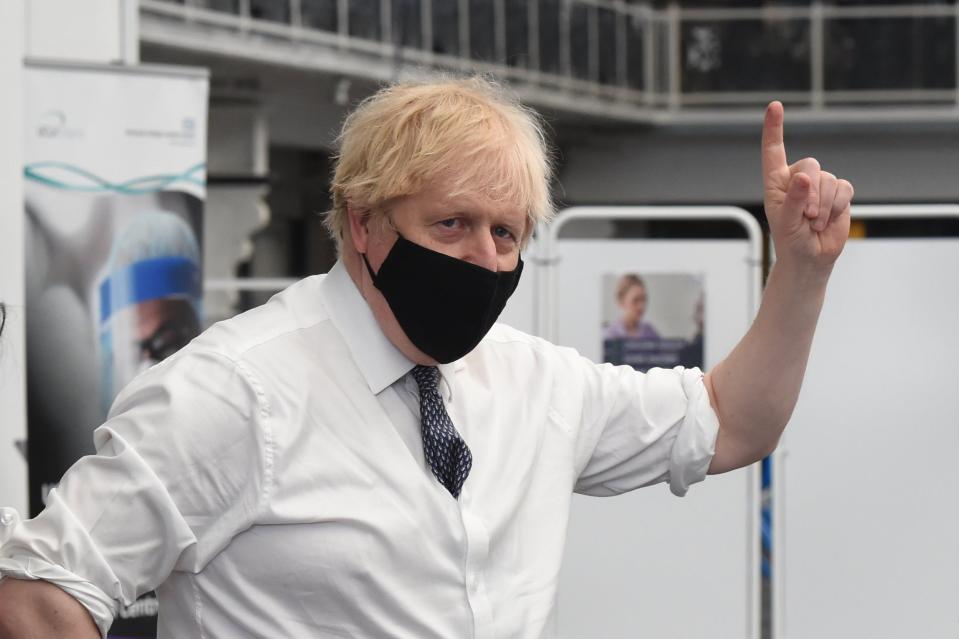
[
  {"left": 2, "top": 0, "right": 138, "bottom": 513},
  {"left": 0, "top": 0, "right": 28, "bottom": 515},
  {"left": 25, "top": 0, "right": 138, "bottom": 64}
]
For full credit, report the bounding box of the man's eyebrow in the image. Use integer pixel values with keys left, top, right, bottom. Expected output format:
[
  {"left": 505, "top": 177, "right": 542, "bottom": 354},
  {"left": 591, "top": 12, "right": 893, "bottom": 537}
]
[{"left": 429, "top": 197, "right": 525, "bottom": 226}]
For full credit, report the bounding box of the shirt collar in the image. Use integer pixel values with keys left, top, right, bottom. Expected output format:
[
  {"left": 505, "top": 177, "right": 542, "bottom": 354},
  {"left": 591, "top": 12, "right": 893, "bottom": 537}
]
[{"left": 321, "top": 260, "right": 415, "bottom": 394}]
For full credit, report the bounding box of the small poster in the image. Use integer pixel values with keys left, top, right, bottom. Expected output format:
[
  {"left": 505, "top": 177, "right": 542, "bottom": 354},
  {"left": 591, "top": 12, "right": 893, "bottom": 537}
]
[{"left": 601, "top": 272, "right": 704, "bottom": 372}]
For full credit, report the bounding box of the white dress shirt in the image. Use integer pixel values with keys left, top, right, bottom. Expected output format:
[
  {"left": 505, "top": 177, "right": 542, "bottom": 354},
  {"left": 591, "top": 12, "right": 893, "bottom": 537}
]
[{"left": 0, "top": 260, "right": 719, "bottom": 638}]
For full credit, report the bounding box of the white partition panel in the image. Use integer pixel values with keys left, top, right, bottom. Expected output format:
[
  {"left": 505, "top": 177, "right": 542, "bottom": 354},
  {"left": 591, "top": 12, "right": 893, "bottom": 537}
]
[
  {"left": 773, "top": 205, "right": 959, "bottom": 639},
  {"left": 549, "top": 207, "right": 762, "bottom": 639}
]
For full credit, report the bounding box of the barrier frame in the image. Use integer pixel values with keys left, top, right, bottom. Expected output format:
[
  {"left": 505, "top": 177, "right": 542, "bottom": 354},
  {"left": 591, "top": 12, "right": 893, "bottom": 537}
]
[{"left": 544, "top": 205, "right": 763, "bottom": 639}]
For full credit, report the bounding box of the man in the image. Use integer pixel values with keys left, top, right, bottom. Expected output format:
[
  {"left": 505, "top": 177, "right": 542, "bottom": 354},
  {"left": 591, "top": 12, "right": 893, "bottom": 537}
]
[{"left": 0, "top": 77, "right": 853, "bottom": 638}]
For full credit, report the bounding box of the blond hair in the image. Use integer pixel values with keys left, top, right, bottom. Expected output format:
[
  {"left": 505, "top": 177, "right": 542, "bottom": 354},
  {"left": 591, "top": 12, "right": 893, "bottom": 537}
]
[{"left": 326, "top": 75, "right": 554, "bottom": 250}]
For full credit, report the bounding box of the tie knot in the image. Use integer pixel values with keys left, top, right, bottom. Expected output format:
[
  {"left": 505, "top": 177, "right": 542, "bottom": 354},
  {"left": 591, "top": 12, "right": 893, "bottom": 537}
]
[{"left": 412, "top": 365, "right": 441, "bottom": 393}]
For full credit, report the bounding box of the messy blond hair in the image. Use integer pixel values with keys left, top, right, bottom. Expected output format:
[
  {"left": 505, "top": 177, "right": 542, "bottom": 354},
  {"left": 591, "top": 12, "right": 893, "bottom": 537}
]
[{"left": 326, "top": 75, "right": 554, "bottom": 251}]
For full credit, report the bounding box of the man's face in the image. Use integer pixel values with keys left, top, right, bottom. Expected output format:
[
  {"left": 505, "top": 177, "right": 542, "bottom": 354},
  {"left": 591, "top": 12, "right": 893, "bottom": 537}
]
[
  {"left": 347, "top": 181, "right": 528, "bottom": 364},
  {"left": 369, "top": 184, "right": 526, "bottom": 273}
]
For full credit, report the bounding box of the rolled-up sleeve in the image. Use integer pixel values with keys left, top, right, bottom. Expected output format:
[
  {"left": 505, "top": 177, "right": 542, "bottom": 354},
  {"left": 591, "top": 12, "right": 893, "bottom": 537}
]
[
  {"left": 562, "top": 353, "right": 720, "bottom": 498},
  {"left": 0, "top": 349, "right": 271, "bottom": 638}
]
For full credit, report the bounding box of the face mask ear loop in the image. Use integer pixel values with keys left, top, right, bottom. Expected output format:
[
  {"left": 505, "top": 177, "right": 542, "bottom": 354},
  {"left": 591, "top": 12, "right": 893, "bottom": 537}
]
[
  {"left": 361, "top": 252, "right": 378, "bottom": 284},
  {"left": 361, "top": 222, "right": 408, "bottom": 284}
]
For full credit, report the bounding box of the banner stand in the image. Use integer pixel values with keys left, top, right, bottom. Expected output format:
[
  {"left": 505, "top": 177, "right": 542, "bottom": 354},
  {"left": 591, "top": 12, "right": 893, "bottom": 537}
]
[{"left": 22, "top": 59, "right": 209, "bottom": 639}]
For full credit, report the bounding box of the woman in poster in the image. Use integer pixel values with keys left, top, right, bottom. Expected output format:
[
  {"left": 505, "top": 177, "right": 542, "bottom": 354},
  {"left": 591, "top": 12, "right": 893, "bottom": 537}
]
[{"left": 603, "top": 273, "right": 661, "bottom": 341}]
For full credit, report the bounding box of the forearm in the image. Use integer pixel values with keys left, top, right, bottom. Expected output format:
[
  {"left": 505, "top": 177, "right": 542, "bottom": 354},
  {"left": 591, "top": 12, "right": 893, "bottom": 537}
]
[
  {"left": 0, "top": 577, "right": 100, "bottom": 639},
  {"left": 706, "top": 259, "right": 831, "bottom": 473}
]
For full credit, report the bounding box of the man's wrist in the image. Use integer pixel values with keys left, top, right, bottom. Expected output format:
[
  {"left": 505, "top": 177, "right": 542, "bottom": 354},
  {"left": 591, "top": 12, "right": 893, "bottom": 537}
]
[{"left": 769, "top": 256, "right": 834, "bottom": 292}]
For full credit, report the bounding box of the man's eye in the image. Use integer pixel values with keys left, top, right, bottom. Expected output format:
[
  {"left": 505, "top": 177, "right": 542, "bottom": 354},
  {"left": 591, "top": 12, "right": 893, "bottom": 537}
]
[
  {"left": 493, "top": 226, "right": 516, "bottom": 241},
  {"left": 439, "top": 219, "right": 461, "bottom": 229}
]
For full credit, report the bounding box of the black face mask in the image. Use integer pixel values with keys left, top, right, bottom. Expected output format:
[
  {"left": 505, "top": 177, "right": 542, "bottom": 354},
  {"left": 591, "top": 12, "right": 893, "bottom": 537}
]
[{"left": 363, "top": 234, "right": 523, "bottom": 363}]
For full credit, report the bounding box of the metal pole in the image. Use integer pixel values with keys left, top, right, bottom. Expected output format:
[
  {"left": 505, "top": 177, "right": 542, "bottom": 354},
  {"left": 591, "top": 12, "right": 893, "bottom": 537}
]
[
  {"left": 338, "top": 0, "right": 349, "bottom": 42},
  {"left": 811, "top": 1, "right": 824, "bottom": 110},
  {"left": 239, "top": 0, "right": 251, "bottom": 34},
  {"left": 494, "top": 0, "right": 506, "bottom": 63},
  {"left": 421, "top": 0, "right": 432, "bottom": 54},
  {"left": 667, "top": 1, "right": 680, "bottom": 110},
  {"left": 458, "top": 0, "right": 469, "bottom": 58},
  {"left": 560, "top": 0, "right": 571, "bottom": 80},
  {"left": 644, "top": 6, "right": 655, "bottom": 105},
  {"left": 290, "top": 0, "right": 302, "bottom": 40},
  {"left": 955, "top": 0, "right": 959, "bottom": 109},
  {"left": 290, "top": 0, "right": 302, "bottom": 27},
  {"left": 529, "top": 0, "right": 540, "bottom": 72},
  {"left": 588, "top": 4, "right": 599, "bottom": 83},
  {"left": 381, "top": 0, "right": 392, "bottom": 45},
  {"left": 615, "top": 1, "right": 627, "bottom": 88}
]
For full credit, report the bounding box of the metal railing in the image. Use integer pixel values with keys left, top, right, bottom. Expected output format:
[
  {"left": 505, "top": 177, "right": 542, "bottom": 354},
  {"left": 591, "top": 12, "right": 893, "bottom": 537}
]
[{"left": 140, "top": 0, "right": 959, "bottom": 114}]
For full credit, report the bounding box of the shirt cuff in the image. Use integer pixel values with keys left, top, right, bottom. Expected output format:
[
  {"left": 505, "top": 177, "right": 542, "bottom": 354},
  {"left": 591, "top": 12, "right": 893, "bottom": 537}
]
[
  {"left": 667, "top": 367, "right": 720, "bottom": 497},
  {"left": 0, "top": 507, "right": 116, "bottom": 639}
]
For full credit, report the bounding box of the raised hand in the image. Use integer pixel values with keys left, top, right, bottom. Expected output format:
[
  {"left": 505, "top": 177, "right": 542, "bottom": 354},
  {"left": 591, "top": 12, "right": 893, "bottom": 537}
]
[{"left": 761, "top": 101, "right": 855, "bottom": 272}]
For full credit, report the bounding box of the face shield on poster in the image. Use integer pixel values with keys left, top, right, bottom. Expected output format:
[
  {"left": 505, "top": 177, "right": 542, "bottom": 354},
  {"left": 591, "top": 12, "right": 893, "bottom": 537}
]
[{"left": 98, "top": 210, "right": 202, "bottom": 412}]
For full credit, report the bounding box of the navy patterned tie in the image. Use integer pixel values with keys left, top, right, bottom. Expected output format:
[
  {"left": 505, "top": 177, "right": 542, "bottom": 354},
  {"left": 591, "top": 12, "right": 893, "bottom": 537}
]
[{"left": 412, "top": 365, "right": 472, "bottom": 498}]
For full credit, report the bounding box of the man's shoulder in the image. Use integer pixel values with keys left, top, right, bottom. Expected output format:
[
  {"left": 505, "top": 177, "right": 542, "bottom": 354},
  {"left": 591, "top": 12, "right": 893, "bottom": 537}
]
[
  {"left": 192, "top": 275, "right": 334, "bottom": 361},
  {"left": 483, "top": 322, "right": 543, "bottom": 346},
  {"left": 466, "top": 325, "right": 594, "bottom": 394},
  {"left": 479, "top": 323, "right": 571, "bottom": 361}
]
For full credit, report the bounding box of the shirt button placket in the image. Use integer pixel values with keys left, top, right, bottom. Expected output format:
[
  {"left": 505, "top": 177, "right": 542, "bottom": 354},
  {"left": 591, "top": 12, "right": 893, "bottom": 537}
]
[
  {"left": 459, "top": 495, "right": 493, "bottom": 639},
  {"left": 441, "top": 370, "right": 492, "bottom": 639}
]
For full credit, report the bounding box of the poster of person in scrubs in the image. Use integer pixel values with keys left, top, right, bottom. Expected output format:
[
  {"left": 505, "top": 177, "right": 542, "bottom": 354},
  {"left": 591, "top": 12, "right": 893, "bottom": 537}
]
[{"left": 98, "top": 210, "right": 202, "bottom": 413}]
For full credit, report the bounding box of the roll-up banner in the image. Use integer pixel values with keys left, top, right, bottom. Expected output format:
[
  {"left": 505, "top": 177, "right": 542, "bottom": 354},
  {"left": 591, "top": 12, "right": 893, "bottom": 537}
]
[{"left": 23, "top": 61, "right": 209, "bottom": 638}]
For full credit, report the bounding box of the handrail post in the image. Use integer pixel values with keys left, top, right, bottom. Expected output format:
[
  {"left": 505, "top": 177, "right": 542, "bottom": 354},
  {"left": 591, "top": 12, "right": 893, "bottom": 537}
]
[
  {"left": 667, "top": 1, "right": 680, "bottom": 110},
  {"left": 954, "top": 0, "right": 959, "bottom": 109},
  {"left": 615, "top": 1, "right": 627, "bottom": 89},
  {"left": 529, "top": 0, "right": 540, "bottom": 73},
  {"left": 338, "top": 0, "right": 349, "bottom": 46},
  {"left": 421, "top": 0, "right": 432, "bottom": 57},
  {"left": 644, "top": 5, "right": 656, "bottom": 106},
  {"left": 239, "top": 0, "right": 251, "bottom": 34},
  {"left": 458, "top": 0, "right": 469, "bottom": 58},
  {"left": 381, "top": 0, "right": 391, "bottom": 46},
  {"left": 290, "top": 0, "right": 302, "bottom": 39},
  {"left": 494, "top": 0, "right": 506, "bottom": 64},
  {"left": 588, "top": 4, "right": 599, "bottom": 85},
  {"left": 811, "top": 0, "right": 825, "bottom": 110},
  {"left": 560, "top": 0, "right": 572, "bottom": 81}
]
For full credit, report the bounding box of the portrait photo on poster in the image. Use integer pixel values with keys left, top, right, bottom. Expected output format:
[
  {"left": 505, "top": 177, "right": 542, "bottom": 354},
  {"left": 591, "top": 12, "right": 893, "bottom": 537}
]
[{"left": 601, "top": 272, "right": 704, "bottom": 372}]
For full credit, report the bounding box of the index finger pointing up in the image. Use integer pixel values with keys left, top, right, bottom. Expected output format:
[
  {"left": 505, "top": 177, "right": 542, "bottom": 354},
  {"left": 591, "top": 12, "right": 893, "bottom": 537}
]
[{"left": 762, "top": 101, "right": 788, "bottom": 176}]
